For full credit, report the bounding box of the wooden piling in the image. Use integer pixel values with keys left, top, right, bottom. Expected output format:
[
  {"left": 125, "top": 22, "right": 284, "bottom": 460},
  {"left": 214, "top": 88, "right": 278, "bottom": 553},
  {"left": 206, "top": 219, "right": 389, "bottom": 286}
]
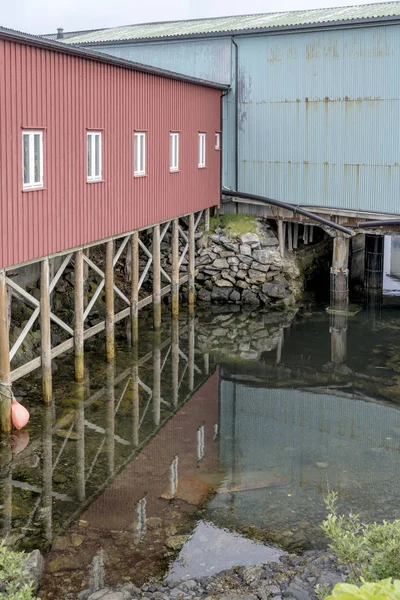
[
  {"left": 188, "top": 213, "right": 195, "bottom": 312},
  {"left": 41, "top": 258, "right": 52, "bottom": 404},
  {"left": 153, "top": 332, "right": 161, "bottom": 426},
  {"left": 171, "top": 218, "right": 179, "bottom": 317},
  {"left": 278, "top": 220, "right": 285, "bottom": 258},
  {"left": 74, "top": 249, "right": 85, "bottom": 382},
  {"left": 309, "top": 225, "right": 314, "bottom": 243},
  {"left": 132, "top": 345, "right": 139, "bottom": 446},
  {"left": 105, "top": 361, "right": 115, "bottom": 475},
  {"left": 76, "top": 381, "right": 85, "bottom": 501},
  {"left": 0, "top": 270, "right": 11, "bottom": 433},
  {"left": 293, "top": 223, "right": 299, "bottom": 249},
  {"left": 188, "top": 312, "right": 195, "bottom": 391},
  {"left": 42, "top": 405, "right": 53, "bottom": 542},
  {"left": 303, "top": 224, "right": 309, "bottom": 245},
  {"left": 171, "top": 316, "right": 179, "bottom": 406},
  {"left": 153, "top": 224, "right": 161, "bottom": 330},
  {"left": 105, "top": 240, "right": 115, "bottom": 361},
  {"left": 130, "top": 232, "right": 139, "bottom": 344}
]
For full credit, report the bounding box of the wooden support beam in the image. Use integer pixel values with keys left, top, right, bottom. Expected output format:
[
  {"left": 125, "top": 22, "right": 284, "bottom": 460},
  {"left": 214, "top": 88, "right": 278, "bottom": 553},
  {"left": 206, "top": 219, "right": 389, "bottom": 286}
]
[
  {"left": 153, "top": 224, "right": 161, "bottom": 330},
  {"left": 41, "top": 258, "right": 52, "bottom": 404},
  {"left": 171, "top": 316, "right": 179, "bottom": 407},
  {"left": 130, "top": 232, "right": 139, "bottom": 344},
  {"left": 171, "top": 218, "right": 179, "bottom": 317},
  {"left": 188, "top": 312, "right": 195, "bottom": 391},
  {"left": 153, "top": 332, "right": 161, "bottom": 425},
  {"left": 205, "top": 208, "right": 210, "bottom": 231},
  {"left": 287, "top": 223, "right": 293, "bottom": 253},
  {"left": 0, "top": 270, "right": 11, "bottom": 433},
  {"left": 74, "top": 250, "right": 84, "bottom": 382},
  {"left": 278, "top": 220, "right": 285, "bottom": 258},
  {"left": 293, "top": 223, "right": 299, "bottom": 249},
  {"left": 188, "top": 213, "right": 195, "bottom": 312},
  {"left": 105, "top": 241, "right": 115, "bottom": 361}
]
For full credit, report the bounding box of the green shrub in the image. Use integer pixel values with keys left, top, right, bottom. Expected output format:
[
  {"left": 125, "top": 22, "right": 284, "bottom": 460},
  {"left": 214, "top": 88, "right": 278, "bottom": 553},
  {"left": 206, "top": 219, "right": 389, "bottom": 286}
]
[
  {"left": 0, "top": 544, "right": 38, "bottom": 600},
  {"left": 321, "top": 492, "right": 400, "bottom": 583},
  {"left": 209, "top": 213, "right": 259, "bottom": 236},
  {"left": 327, "top": 579, "right": 400, "bottom": 600}
]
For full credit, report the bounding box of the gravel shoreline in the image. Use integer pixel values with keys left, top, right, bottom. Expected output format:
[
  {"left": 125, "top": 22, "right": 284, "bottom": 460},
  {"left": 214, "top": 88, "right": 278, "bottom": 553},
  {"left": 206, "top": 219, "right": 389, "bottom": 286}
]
[{"left": 76, "top": 550, "right": 348, "bottom": 600}]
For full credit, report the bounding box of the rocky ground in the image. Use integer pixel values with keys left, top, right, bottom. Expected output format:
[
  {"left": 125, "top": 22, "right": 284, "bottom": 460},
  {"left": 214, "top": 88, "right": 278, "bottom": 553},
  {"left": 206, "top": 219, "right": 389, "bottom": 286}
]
[{"left": 75, "top": 550, "right": 347, "bottom": 600}]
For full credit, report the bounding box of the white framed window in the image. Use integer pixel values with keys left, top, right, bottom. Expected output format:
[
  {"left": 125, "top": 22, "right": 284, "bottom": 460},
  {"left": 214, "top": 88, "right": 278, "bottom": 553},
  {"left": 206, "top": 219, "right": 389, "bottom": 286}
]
[
  {"left": 87, "top": 131, "right": 102, "bottom": 181},
  {"left": 22, "top": 131, "right": 43, "bottom": 189},
  {"left": 215, "top": 132, "right": 221, "bottom": 150},
  {"left": 134, "top": 132, "right": 146, "bottom": 176},
  {"left": 170, "top": 132, "right": 179, "bottom": 172},
  {"left": 198, "top": 133, "right": 206, "bottom": 168}
]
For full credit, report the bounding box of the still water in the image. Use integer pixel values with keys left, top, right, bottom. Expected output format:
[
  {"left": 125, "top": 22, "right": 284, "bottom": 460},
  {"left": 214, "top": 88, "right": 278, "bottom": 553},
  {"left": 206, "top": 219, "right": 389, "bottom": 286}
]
[{"left": 2, "top": 303, "right": 400, "bottom": 597}]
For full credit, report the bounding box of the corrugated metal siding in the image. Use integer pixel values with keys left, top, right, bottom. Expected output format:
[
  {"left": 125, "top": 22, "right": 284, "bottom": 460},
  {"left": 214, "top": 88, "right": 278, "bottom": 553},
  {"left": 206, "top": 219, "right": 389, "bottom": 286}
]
[
  {"left": 236, "top": 25, "right": 400, "bottom": 213},
  {"left": 0, "top": 39, "right": 221, "bottom": 269},
  {"left": 98, "top": 39, "right": 232, "bottom": 85}
]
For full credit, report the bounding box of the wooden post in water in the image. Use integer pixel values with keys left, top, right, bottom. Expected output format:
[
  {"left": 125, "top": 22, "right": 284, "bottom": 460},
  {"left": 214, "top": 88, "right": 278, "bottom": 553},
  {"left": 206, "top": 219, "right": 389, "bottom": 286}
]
[
  {"left": 153, "top": 224, "right": 161, "bottom": 330},
  {"left": 287, "top": 223, "right": 293, "bottom": 253},
  {"left": 105, "top": 241, "right": 115, "bottom": 361},
  {"left": 153, "top": 332, "right": 161, "bottom": 426},
  {"left": 130, "top": 232, "right": 139, "bottom": 344},
  {"left": 188, "top": 213, "right": 195, "bottom": 312},
  {"left": 41, "top": 258, "right": 52, "bottom": 404},
  {"left": 204, "top": 353, "right": 210, "bottom": 376},
  {"left": 105, "top": 361, "right": 115, "bottom": 476},
  {"left": 76, "top": 381, "right": 85, "bottom": 502},
  {"left": 309, "top": 225, "right": 314, "bottom": 243},
  {"left": 0, "top": 270, "right": 11, "bottom": 433},
  {"left": 303, "top": 224, "right": 309, "bottom": 245},
  {"left": 132, "top": 344, "right": 139, "bottom": 446},
  {"left": 331, "top": 236, "right": 350, "bottom": 308},
  {"left": 74, "top": 249, "right": 85, "bottom": 382},
  {"left": 171, "top": 316, "right": 179, "bottom": 407},
  {"left": 205, "top": 208, "right": 210, "bottom": 232},
  {"left": 188, "top": 312, "right": 195, "bottom": 391},
  {"left": 42, "top": 405, "right": 53, "bottom": 543},
  {"left": 171, "top": 219, "right": 179, "bottom": 317},
  {"left": 293, "top": 223, "right": 299, "bottom": 249},
  {"left": 278, "top": 220, "right": 285, "bottom": 258}
]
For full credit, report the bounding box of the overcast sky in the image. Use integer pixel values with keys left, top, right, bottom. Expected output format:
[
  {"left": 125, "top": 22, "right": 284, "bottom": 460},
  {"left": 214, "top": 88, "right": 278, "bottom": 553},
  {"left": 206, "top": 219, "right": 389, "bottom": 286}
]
[{"left": 1, "top": 0, "right": 392, "bottom": 35}]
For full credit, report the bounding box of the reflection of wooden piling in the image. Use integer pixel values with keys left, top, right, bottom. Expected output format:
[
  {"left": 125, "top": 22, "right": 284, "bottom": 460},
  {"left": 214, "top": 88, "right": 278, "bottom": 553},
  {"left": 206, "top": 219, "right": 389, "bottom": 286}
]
[
  {"left": 76, "top": 382, "right": 85, "bottom": 502},
  {"left": 205, "top": 208, "right": 210, "bottom": 231},
  {"left": 309, "top": 225, "right": 314, "bottom": 243},
  {"left": 41, "top": 258, "right": 52, "bottom": 404},
  {"left": 0, "top": 446, "right": 12, "bottom": 536},
  {"left": 204, "top": 353, "right": 209, "bottom": 376},
  {"left": 132, "top": 345, "right": 139, "bottom": 446},
  {"left": 0, "top": 270, "right": 11, "bottom": 433},
  {"left": 171, "top": 219, "right": 179, "bottom": 317},
  {"left": 188, "top": 313, "right": 195, "bottom": 391},
  {"left": 303, "top": 224, "right": 309, "bottom": 245},
  {"left": 74, "top": 250, "right": 85, "bottom": 382},
  {"left": 276, "top": 329, "right": 283, "bottom": 364},
  {"left": 153, "top": 332, "right": 161, "bottom": 426},
  {"left": 188, "top": 213, "right": 195, "bottom": 312},
  {"left": 171, "top": 316, "right": 179, "bottom": 407},
  {"left": 105, "top": 241, "right": 115, "bottom": 361},
  {"left": 278, "top": 221, "right": 284, "bottom": 258},
  {"left": 42, "top": 405, "right": 53, "bottom": 543},
  {"left": 130, "top": 232, "right": 139, "bottom": 344},
  {"left": 105, "top": 361, "right": 115, "bottom": 476},
  {"left": 293, "top": 223, "right": 299, "bottom": 249},
  {"left": 287, "top": 223, "right": 293, "bottom": 252},
  {"left": 153, "top": 224, "right": 161, "bottom": 330}
]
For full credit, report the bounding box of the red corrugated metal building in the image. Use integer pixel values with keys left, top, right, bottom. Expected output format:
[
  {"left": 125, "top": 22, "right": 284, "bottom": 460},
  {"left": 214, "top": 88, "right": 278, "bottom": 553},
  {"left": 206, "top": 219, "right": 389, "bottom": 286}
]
[{"left": 0, "top": 29, "right": 225, "bottom": 270}]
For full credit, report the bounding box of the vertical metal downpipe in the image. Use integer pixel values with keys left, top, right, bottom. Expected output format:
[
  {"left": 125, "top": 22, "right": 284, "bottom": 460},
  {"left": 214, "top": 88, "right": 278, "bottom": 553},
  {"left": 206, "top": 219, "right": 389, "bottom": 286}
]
[
  {"left": 232, "top": 37, "right": 239, "bottom": 191},
  {"left": 220, "top": 90, "right": 229, "bottom": 199}
]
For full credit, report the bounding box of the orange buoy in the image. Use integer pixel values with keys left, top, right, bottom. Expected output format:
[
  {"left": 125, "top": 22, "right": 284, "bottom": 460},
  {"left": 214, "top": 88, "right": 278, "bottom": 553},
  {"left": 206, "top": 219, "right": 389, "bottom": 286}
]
[{"left": 11, "top": 399, "right": 30, "bottom": 430}]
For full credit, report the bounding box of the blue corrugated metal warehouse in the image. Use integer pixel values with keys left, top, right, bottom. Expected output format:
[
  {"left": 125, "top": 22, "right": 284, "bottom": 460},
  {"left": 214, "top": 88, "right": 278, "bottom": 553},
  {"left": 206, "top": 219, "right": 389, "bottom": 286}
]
[{"left": 64, "top": 3, "right": 400, "bottom": 219}]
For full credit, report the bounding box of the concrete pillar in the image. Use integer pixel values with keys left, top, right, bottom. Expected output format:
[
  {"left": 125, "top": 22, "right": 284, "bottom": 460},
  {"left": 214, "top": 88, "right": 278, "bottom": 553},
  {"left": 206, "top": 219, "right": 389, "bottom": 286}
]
[{"left": 330, "top": 236, "right": 350, "bottom": 308}]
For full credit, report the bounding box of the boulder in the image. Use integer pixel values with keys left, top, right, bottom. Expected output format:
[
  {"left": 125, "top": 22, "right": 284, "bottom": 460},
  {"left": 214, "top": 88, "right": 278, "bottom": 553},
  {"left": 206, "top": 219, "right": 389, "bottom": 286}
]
[
  {"left": 215, "top": 279, "right": 233, "bottom": 287},
  {"left": 239, "top": 244, "right": 252, "bottom": 257},
  {"left": 230, "top": 290, "right": 241, "bottom": 302},
  {"left": 221, "top": 271, "right": 236, "bottom": 284},
  {"left": 227, "top": 256, "right": 240, "bottom": 265},
  {"left": 262, "top": 282, "right": 288, "bottom": 298},
  {"left": 236, "top": 280, "right": 249, "bottom": 290},
  {"left": 247, "top": 270, "right": 267, "bottom": 283},
  {"left": 211, "top": 286, "right": 232, "bottom": 301},
  {"left": 239, "top": 232, "right": 260, "bottom": 248},
  {"left": 242, "top": 289, "right": 260, "bottom": 305},
  {"left": 237, "top": 255, "right": 253, "bottom": 266}
]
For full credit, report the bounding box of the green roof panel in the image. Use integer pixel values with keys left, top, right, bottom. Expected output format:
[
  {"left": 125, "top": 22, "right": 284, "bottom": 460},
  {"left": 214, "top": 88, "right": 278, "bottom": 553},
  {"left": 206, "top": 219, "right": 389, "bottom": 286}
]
[{"left": 64, "top": 2, "right": 400, "bottom": 44}]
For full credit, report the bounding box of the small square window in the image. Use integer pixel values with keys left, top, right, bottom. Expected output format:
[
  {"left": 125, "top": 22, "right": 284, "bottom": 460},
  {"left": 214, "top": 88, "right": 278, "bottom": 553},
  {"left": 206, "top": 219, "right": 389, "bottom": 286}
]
[
  {"left": 87, "top": 131, "right": 102, "bottom": 181},
  {"left": 22, "top": 131, "right": 43, "bottom": 189},
  {"left": 170, "top": 132, "right": 179, "bottom": 172},
  {"left": 198, "top": 133, "right": 206, "bottom": 168},
  {"left": 134, "top": 132, "right": 146, "bottom": 176},
  {"left": 215, "top": 132, "right": 221, "bottom": 150}
]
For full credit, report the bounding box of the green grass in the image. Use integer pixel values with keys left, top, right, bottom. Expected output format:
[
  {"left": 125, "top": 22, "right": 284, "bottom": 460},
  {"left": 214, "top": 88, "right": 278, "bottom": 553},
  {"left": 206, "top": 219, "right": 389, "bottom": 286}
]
[{"left": 209, "top": 213, "right": 259, "bottom": 237}]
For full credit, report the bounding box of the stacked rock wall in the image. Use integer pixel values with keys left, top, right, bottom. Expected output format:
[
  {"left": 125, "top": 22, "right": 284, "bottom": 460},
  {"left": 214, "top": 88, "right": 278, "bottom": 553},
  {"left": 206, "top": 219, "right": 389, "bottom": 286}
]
[{"left": 195, "top": 222, "right": 302, "bottom": 307}]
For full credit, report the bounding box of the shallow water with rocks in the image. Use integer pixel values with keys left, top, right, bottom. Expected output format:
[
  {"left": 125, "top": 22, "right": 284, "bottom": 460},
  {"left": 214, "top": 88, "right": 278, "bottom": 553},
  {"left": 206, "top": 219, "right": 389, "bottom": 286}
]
[{"left": 2, "top": 302, "right": 400, "bottom": 598}]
